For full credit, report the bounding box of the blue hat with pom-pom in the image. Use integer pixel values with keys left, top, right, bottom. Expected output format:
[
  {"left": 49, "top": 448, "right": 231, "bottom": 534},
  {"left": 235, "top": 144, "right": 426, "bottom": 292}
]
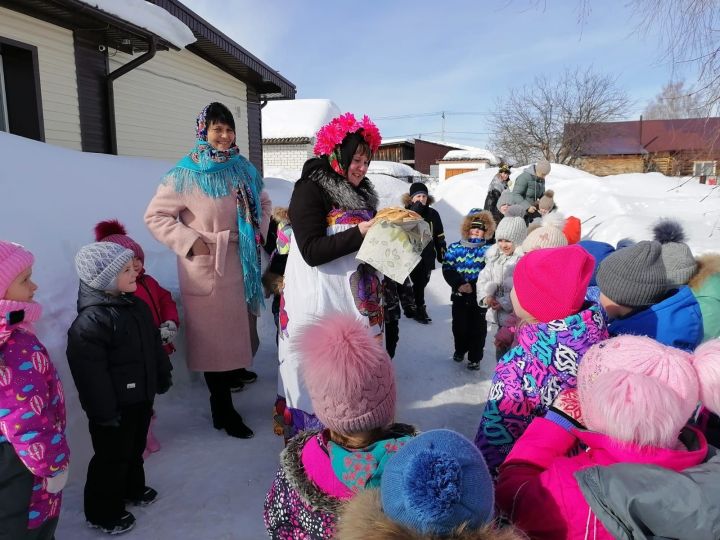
[{"left": 380, "top": 429, "right": 494, "bottom": 535}]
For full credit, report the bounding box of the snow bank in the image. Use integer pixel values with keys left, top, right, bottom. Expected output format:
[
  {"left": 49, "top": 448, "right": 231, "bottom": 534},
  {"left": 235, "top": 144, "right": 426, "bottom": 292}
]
[
  {"left": 262, "top": 99, "right": 341, "bottom": 139},
  {"left": 77, "top": 0, "right": 196, "bottom": 49},
  {"left": 1, "top": 131, "right": 718, "bottom": 538},
  {"left": 433, "top": 163, "right": 720, "bottom": 253},
  {"left": 442, "top": 148, "right": 497, "bottom": 162}
]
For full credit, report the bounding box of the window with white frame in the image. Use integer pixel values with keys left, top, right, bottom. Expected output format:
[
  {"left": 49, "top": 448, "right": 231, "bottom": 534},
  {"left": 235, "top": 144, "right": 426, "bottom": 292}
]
[{"left": 694, "top": 161, "right": 716, "bottom": 176}]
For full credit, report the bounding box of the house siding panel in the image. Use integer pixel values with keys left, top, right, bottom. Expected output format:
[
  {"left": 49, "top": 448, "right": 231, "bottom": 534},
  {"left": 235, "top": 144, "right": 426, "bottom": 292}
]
[
  {"left": 0, "top": 6, "right": 81, "bottom": 149},
  {"left": 110, "top": 48, "right": 249, "bottom": 160}
]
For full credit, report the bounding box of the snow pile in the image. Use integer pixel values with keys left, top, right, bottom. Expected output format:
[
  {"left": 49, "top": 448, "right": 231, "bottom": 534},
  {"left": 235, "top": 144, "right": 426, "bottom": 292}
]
[
  {"left": 1, "top": 130, "right": 718, "bottom": 538},
  {"left": 368, "top": 174, "right": 413, "bottom": 208},
  {"left": 77, "top": 0, "right": 196, "bottom": 49},
  {"left": 433, "top": 164, "right": 720, "bottom": 254},
  {"left": 264, "top": 166, "right": 302, "bottom": 182},
  {"left": 262, "top": 99, "right": 341, "bottom": 140},
  {"left": 368, "top": 160, "right": 426, "bottom": 181},
  {"left": 442, "top": 148, "right": 497, "bottom": 162}
]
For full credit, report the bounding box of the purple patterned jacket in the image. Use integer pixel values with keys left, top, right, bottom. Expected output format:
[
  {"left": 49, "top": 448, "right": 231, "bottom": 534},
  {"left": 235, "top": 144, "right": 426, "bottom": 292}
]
[
  {"left": 474, "top": 304, "right": 608, "bottom": 475},
  {"left": 0, "top": 323, "right": 69, "bottom": 529}
]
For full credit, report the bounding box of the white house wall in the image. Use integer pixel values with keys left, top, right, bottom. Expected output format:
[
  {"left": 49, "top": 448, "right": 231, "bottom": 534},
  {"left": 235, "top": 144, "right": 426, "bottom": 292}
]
[
  {"left": 262, "top": 143, "right": 313, "bottom": 171},
  {"left": 110, "top": 48, "right": 249, "bottom": 160},
  {"left": 0, "top": 7, "right": 82, "bottom": 150}
]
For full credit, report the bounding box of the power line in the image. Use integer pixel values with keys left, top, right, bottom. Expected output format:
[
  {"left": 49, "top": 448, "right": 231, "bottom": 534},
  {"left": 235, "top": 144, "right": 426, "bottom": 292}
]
[{"left": 376, "top": 110, "right": 493, "bottom": 120}]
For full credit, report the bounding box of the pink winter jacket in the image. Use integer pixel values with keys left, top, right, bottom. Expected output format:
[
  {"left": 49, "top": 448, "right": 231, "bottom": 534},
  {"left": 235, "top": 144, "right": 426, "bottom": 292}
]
[
  {"left": 0, "top": 321, "right": 70, "bottom": 529},
  {"left": 496, "top": 418, "right": 708, "bottom": 540}
]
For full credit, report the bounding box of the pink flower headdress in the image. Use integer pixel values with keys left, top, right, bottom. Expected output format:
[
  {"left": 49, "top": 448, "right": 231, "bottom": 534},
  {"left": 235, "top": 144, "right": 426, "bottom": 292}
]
[{"left": 313, "top": 113, "right": 382, "bottom": 176}]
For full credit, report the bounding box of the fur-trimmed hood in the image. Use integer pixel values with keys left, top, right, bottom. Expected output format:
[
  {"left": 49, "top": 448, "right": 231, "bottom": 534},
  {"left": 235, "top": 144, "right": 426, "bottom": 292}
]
[
  {"left": 336, "top": 490, "right": 525, "bottom": 540},
  {"left": 401, "top": 192, "right": 436, "bottom": 207},
  {"left": 689, "top": 253, "right": 720, "bottom": 291},
  {"left": 462, "top": 210, "right": 496, "bottom": 240},
  {"left": 272, "top": 206, "right": 290, "bottom": 224},
  {"left": 302, "top": 157, "right": 379, "bottom": 211},
  {"left": 279, "top": 424, "right": 418, "bottom": 513},
  {"left": 279, "top": 429, "right": 342, "bottom": 514}
]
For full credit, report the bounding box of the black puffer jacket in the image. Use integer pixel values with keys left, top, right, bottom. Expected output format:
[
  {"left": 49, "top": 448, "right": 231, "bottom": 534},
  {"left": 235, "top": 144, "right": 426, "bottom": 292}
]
[
  {"left": 401, "top": 193, "right": 446, "bottom": 270},
  {"left": 66, "top": 281, "right": 172, "bottom": 423}
]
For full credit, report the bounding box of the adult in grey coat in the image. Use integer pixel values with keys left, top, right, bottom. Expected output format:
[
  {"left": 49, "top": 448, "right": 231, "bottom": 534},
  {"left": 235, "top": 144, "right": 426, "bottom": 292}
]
[
  {"left": 576, "top": 444, "right": 720, "bottom": 540},
  {"left": 512, "top": 160, "right": 550, "bottom": 211}
]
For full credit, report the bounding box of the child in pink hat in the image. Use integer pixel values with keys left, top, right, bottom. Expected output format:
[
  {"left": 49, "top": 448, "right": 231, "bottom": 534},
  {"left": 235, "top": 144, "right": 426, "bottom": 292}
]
[
  {"left": 496, "top": 335, "right": 720, "bottom": 540},
  {"left": 0, "top": 241, "right": 70, "bottom": 539},
  {"left": 474, "top": 244, "right": 609, "bottom": 475},
  {"left": 95, "top": 220, "right": 179, "bottom": 457},
  {"left": 264, "top": 313, "right": 416, "bottom": 539}
]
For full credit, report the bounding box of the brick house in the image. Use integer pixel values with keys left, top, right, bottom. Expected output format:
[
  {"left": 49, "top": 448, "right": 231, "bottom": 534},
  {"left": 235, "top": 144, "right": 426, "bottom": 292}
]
[{"left": 261, "top": 99, "right": 340, "bottom": 172}]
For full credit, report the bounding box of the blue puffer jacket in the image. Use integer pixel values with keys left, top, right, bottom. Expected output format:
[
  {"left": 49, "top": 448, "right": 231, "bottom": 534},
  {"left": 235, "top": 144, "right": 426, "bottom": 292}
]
[{"left": 609, "top": 286, "right": 704, "bottom": 352}]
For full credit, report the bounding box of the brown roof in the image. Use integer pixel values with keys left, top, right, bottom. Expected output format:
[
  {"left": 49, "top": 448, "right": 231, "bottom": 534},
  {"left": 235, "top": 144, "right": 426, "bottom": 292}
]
[{"left": 575, "top": 118, "right": 720, "bottom": 156}]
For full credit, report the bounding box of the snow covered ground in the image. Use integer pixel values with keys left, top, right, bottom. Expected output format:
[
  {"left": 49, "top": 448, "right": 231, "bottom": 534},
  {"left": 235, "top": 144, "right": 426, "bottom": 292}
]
[{"left": 0, "top": 132, "right": 718, "bottom": 538}]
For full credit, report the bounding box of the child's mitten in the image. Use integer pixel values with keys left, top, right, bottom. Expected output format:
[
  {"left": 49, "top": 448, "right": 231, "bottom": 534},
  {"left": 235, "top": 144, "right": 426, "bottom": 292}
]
[{"left": 159, "top": 320, "right": 178, "bottom": 345}]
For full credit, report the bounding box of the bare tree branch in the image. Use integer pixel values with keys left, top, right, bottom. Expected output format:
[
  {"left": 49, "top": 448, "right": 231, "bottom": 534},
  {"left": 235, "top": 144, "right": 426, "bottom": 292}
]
[{"left": 489, "top": 67, "right": 631, "bottom": 165}]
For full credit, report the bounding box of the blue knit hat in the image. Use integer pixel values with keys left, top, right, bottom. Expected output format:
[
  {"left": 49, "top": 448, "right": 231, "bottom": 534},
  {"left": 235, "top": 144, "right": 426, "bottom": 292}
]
[
  {"left": 578, "top": 240, "right": 615, "bottom": 286},
  {"left": 380, "top": 429, "right": 494, "bottom": 535}
]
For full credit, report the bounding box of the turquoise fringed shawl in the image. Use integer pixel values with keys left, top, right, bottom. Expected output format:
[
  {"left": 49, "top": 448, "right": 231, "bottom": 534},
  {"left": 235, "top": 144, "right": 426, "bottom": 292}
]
[{"left": 164, "top": 139, "right": 265, "bottom": 315}]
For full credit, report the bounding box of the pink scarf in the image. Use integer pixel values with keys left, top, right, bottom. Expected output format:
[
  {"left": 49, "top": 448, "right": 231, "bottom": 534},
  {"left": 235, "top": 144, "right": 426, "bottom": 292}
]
[{"left": 0, "top": 299, "right": 42, "bottom": 344}]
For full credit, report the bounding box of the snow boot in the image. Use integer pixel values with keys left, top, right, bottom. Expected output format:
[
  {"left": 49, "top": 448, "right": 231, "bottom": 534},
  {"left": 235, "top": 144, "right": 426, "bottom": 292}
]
[
  {"left": 126, "top": 486, "right": 158, "bottom": 507},
  {"left": 87, "top": 511, "right": 136, "bottom": 535},
  {"left": 467, "top": 360, "right": 481, "bottom": 371},
  {"left": 453, "top": 352, "right": 464, "bottom": 363},
  {"left": 414, "top": 305, "right": 431, "bottom": 324}
]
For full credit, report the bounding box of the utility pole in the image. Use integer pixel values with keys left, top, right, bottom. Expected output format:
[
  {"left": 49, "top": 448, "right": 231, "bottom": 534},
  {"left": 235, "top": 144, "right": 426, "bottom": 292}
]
[{"left": 441, "top": 111, "right": 446, "bottom": 142}]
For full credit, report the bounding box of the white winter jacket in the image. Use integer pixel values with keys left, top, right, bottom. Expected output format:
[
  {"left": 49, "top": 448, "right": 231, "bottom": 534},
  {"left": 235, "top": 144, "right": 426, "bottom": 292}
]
[{"left": 476, "top": 244, "right": 522, "bottom": 327}]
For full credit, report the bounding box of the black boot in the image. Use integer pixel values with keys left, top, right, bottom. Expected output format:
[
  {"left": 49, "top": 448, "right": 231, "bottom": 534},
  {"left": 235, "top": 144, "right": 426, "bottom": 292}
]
[
  {"left": 414, "top": 305, "right": 431, "bottom": 324},
  {"left": 210, "top": 395, "right": 254, "bottom": 439}
]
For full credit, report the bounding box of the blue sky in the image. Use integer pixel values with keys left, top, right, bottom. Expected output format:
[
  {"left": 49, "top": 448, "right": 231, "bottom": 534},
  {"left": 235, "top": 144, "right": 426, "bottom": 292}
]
[{"left": 182, "top": 0, "right": 687, "bottom": 148}]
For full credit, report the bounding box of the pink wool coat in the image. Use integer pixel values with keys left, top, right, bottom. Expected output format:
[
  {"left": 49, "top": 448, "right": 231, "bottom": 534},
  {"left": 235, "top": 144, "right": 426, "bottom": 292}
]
[
  {"left": 495, "top": 418, "right": 708, "bottom": 540},
  {"left": 145, "top": 183, "right": 271, "bottom": 372}
]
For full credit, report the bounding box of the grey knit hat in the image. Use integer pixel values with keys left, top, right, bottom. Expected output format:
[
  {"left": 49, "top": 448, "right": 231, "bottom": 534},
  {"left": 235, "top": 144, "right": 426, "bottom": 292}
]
[
  {"left": 661, "top": 243, "right": 697, "bottom": 286},
  {"left": 496, "top": 189, "right": 516, "bottom": 209},
  {"left": 535, "top": 159, "right": 551, "bottom": 177},
  {"left": 75, "top": 242, "right": 134, "bottom": 291},
  {"left": 495, "top": 215, "right": 527, "bottom": 246},
  {"left": 652, "top": 218, "right": 697, "bottom": 287},
  {"left": 596, "top": 240, "right": 668, "bottom": 307}
]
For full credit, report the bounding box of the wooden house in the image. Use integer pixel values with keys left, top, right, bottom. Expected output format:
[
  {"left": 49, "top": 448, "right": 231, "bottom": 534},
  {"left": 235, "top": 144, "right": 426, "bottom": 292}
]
[
  {"left": 572, "top": 118, "right": 720, "bottom": 179},
  {"left": 0, "top": 0, "right": 295, "bottom": 171}
]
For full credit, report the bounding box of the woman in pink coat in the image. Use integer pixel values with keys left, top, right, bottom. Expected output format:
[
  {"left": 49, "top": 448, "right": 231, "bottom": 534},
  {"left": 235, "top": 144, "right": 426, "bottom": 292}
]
[
  {"left": 496, "top": 335, "right": 720, "bottom": 540},
  {"left": 145, "top": 103, "right": 271, "bottom": 439}
]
